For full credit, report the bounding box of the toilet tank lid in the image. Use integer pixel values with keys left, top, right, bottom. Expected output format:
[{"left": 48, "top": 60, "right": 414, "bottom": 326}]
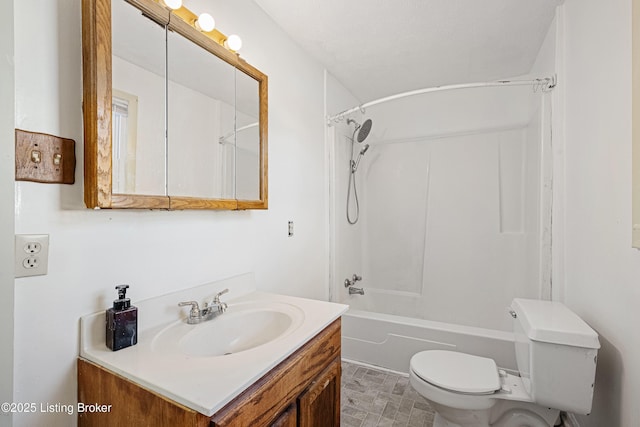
[{"left": 512, "top": 299, "right": 600, "bottom": 349}]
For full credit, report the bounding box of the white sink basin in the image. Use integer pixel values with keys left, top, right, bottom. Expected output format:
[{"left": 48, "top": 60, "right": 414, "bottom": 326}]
[
  {"left": 151, "top": 301, "right": 305, "bottom": 357},
  {"left": 80, "top": 279, "right": 349, "bottom": 417}
]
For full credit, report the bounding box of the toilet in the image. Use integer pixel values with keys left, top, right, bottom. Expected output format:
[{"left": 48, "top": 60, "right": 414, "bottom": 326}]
[{"left": 409, "top": 298, "right": 600, "bottom": 427}]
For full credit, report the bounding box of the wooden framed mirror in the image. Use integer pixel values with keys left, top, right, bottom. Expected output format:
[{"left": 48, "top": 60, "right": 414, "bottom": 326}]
[{"left": 82, "top": 0, "right": 268, "bottom": 210}]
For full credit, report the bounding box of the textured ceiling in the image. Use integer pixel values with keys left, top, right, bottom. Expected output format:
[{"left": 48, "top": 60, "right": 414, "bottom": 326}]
[{"left": 254, "top": 0, "right": 560, "bottom": 102}]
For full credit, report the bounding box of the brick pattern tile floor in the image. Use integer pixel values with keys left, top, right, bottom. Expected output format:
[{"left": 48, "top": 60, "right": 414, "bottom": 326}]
[{"left": 341, "top": 360, "right": 435, "bottom": 427}]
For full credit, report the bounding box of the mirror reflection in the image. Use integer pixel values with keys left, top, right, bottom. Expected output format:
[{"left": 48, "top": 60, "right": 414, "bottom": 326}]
[
  {"left": 84, "top": 0, "right": 268, "bottom": 209},
  {"left": 235, "top": 70, "right": 261, "bottom": 201},
  {"left": 167, "top": 30, "right": 236, "bottom": 199},
  {"left": 111, "top": 0, "right": 167, "bottom": 196}
]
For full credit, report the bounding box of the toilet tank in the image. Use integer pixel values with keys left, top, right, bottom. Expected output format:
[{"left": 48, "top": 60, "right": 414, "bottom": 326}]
[{"left": 511, "top": 298, "right": 600, "bottom": 415}]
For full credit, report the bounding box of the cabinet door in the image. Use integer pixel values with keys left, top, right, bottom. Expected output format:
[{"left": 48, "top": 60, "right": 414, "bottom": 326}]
[
  {"left": 271, "top": 404, "right": 297, "bottom": 427},
  {"left": 297, "top": 358, "right": 341, "bottom": 427}
]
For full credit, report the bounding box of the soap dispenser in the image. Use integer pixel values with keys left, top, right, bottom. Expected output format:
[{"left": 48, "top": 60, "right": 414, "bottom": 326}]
[{"left": 106, "top": 285, "right": 138, "bottom": 351}]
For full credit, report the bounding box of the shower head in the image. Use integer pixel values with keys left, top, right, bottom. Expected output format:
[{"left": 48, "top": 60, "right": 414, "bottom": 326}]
[
  {"left": 357, "top": 119, "right": 373, "bottom": 142},
  {"left": 347, "top": 118, "right": 373, "bottom": 143},
  {"left": 352, "top": 144, "right": 370, "bottom": 173}
]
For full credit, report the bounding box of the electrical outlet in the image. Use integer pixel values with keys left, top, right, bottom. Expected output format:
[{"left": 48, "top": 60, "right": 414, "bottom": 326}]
[
  {"left": 25, "top": 241, "right": 42, "bottom": 254},
  {"left": 15, "top": 234, "right": 49, "bottom": 278},
  {"left": 23, "top": 257, "right": 40, "bottom": 269}
]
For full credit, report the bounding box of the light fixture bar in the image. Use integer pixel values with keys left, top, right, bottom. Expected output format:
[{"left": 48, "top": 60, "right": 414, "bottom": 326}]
[{"left": 153, "top": 0, "right": 240, "bottom": 51}]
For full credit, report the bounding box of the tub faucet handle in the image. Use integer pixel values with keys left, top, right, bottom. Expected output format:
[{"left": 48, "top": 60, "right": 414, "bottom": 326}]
[{"left": 345, "top": 274, "right": 363, "bottom": 288}]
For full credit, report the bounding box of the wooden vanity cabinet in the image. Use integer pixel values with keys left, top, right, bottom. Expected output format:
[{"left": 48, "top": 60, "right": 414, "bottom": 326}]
[
  {"left": 78, "top": 319, "right": 341, "bottom": 427},
  {"left": 297, "top": 360, "right": 341, "bottom": 427},
  {"left": 210, "top": 318, "right": 341, "bottom": 427},
  {"left": 271, "top": 404, "right": 297, "bottom": 427}
]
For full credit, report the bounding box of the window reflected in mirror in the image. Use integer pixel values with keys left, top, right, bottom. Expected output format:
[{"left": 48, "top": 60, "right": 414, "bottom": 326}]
[{"left": 111, "top": 89, "right": 138, "bottom": 194}]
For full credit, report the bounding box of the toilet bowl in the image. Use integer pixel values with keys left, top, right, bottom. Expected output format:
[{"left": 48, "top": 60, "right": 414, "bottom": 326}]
[
  {"left": 409, "top": 299, "right": 600, "bottom": 427},
  {"left": 409, "top": 351, "right": 558, "bottom": 427}
]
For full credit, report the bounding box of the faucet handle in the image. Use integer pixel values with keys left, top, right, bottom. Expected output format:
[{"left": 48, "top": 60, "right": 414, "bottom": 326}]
[
  {"left": 178, "top": 301, "right": 201, "bottom": 319},
  {"left": 213, "top": 289, "right": 229, "bottom": 313},
  {"left": 213, "top": 288, "right": 229, "bottom": 304},
  {"left": 352, "top": 274, "right": 362, "bottom": 282}
]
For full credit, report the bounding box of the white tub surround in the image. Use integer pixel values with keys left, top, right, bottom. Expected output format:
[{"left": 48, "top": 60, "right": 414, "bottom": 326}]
[{"left": 79, "top": 273, "right": 348, "bottom": 417}]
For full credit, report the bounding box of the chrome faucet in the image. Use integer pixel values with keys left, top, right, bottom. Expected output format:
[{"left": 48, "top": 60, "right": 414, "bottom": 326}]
[
  {"left": 348, "top": 287, "right": 365, "bottom": 295},
  {"left": 344, "top": 274, "right": 364, "bottom": 295},
  {"left": 178, "top": 288, "right": 229, "bottom": 324}
]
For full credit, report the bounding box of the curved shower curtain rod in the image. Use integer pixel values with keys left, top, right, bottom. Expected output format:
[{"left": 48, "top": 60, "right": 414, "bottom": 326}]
[
  {"left": 327, "top": 75, "right": 557, "bottom": 125},
  {"left": 218, "top": 122, "right": 259, "bottom": 144}
]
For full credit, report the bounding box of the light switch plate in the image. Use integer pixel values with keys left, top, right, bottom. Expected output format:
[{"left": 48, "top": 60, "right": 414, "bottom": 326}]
[
  {"left": 15, "top": 129, "right": 75, "bottom": 184},
  {"left": 15, "top": 234, "right": 49, "bottom": 278}
]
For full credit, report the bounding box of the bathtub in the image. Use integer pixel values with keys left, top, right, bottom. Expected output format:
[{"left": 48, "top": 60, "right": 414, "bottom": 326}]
[{"left": 341, "top": 308, "right": 517, "bottom": 374}]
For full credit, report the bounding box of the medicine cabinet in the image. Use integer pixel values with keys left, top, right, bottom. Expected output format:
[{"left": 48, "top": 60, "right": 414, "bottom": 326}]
[{"left": 82, "top": 0, "right": 268, "bottom": 210}]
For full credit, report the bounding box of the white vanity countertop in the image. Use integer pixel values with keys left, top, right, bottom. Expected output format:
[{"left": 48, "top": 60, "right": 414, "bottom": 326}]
[{"left": 79, "top": 274, "right": 348, "bottom": 417}]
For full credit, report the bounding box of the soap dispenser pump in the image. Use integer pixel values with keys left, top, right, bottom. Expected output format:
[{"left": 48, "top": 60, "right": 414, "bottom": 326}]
[{"left": 106, "top": 285, "right": 138, "bottom": 351}]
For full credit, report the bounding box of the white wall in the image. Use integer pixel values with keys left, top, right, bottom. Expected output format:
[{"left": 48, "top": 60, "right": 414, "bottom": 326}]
[
  {"left": 12, "top": 0, "right": 326, "bottom": 426},
  {"left": 0, "top": 0, "right": 15, "bottom": 425},
  {"left": 529, "top": 15, "right": 557, "bottom": 78},
  {"left": 562, "top": 0, "right": 640, "bottom": 425}
]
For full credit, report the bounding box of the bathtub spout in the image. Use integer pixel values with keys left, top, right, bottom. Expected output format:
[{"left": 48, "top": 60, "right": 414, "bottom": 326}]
[{"left": 348, "top": 287, "right": 365, "bottom": 295}]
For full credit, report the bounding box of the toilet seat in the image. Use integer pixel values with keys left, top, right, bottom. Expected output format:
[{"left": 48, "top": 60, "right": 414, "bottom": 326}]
[
  {"left": 411, "top": 350, "right": 500, "bottom": 394},
  {"left": 409, "top": 351, "right": 561, "bottom": 427}
]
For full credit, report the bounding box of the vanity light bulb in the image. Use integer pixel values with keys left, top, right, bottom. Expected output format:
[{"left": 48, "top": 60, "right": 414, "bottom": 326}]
[
  {"left": 196, "top": 13, "right": 216, "bottom": 32},
  {"left": 225, "top": 34, "right": 242, "bottom": 51},
  {"left": 162, "top": 0, "right": 182, "bottom": 9}
]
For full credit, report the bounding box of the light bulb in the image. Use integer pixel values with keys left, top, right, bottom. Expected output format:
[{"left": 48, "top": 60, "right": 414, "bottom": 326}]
[
  {"left": 225, "top": 34, "right": 242, "bottom": 51},
  {"left": 162, "top": 0, "right": 182, "bottom": 9},
  {"left": 195, "top": 13, "right": 215, "bottom": 32}
]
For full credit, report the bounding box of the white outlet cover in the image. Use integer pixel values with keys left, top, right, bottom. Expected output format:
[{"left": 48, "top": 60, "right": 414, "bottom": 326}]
[{"left": 15, "top": 234, "right": 49, "bottom": 278}]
